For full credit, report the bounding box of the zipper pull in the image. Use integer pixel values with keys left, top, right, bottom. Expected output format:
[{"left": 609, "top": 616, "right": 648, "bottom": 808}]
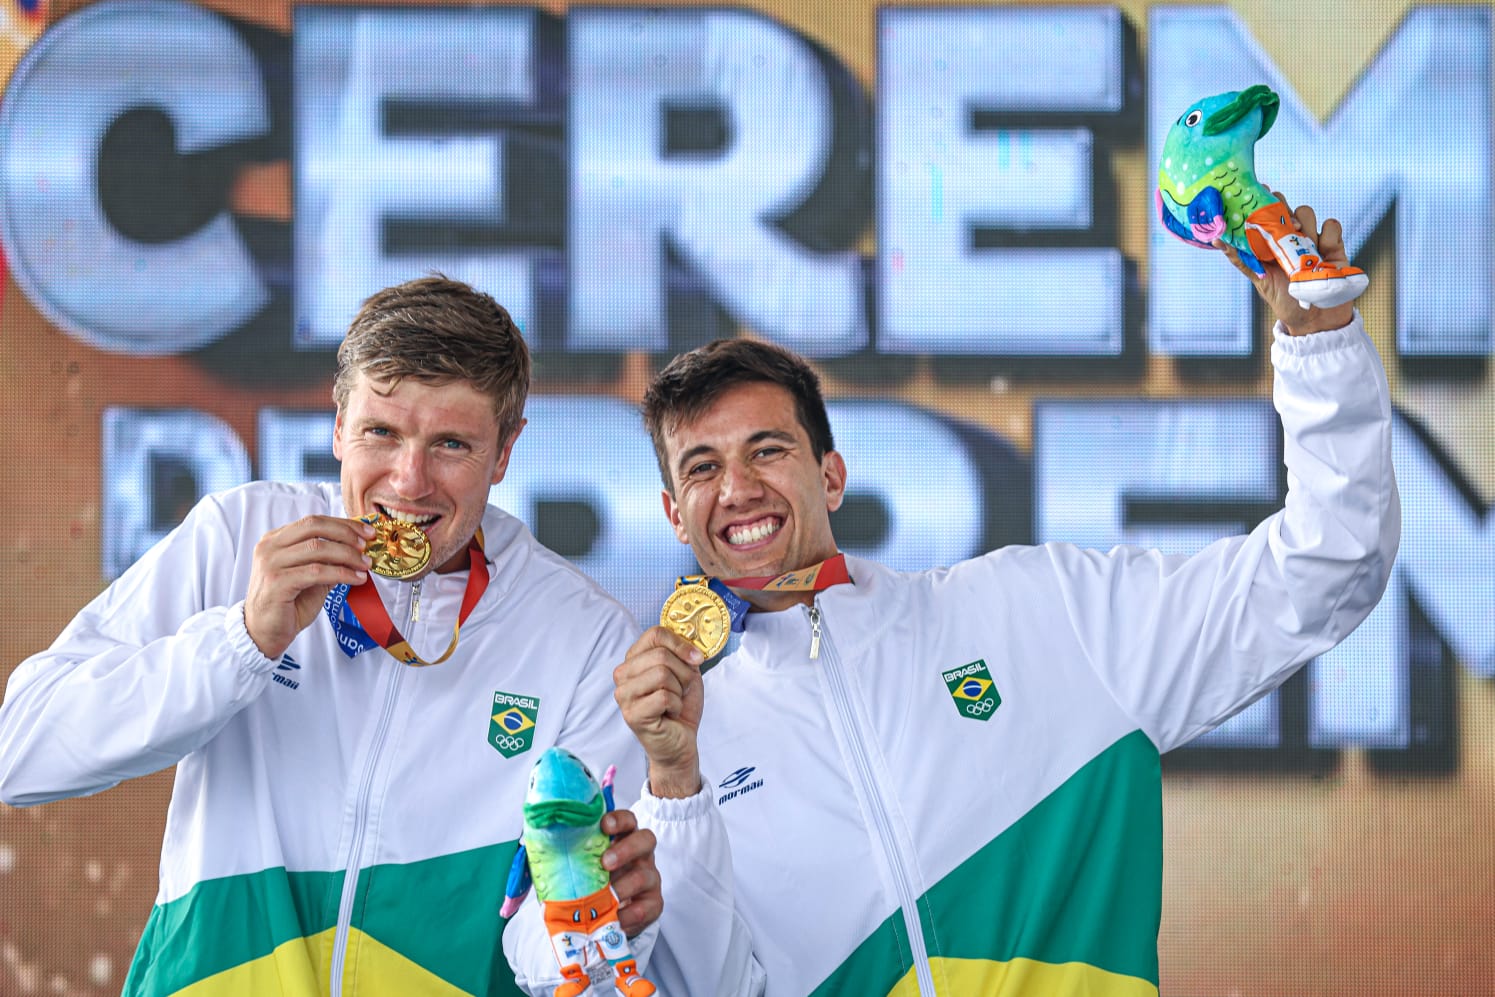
[
  {"left": 808, "top": 606, "right": 822, "bottom": 660},
  {"left": 410, "top": 580, "right": 423, "bottom": 623}
]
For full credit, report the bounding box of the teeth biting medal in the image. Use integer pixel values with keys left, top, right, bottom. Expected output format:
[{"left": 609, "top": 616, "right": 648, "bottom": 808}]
[{"left": 361, "top": 514, "right": 431, "bottom": 579}]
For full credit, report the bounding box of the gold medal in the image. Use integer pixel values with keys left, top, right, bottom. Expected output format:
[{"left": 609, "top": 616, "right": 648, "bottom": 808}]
[
  {"left": 660, "top": 584, "right": 730, "bottom": 659},
  {"left": 362, "top": 515, "right": 432, "bottom": 579}
]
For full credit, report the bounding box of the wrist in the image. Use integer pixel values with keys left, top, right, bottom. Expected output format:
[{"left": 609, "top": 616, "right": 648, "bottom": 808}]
[
  {"left": 1283, "top": 302, "right": 1354, "bottom": 337},
  {"left": 240, "top": 607, "right": 284, "bottom": 661},
  {"left": 648, "top": 760, "right": 702, "bottom": 799}
]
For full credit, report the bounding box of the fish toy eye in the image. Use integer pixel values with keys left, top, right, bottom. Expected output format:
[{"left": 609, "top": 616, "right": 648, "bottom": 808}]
[{"left": 1184, "top": 109, "right": 1203, "bottom": 127}]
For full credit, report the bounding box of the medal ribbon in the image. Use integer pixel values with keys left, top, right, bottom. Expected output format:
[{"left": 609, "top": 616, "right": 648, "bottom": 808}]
[
  {"left": 324, "top": 529, "right": 488, "bottom": 667},
  {"left": 676, "top": 553, "right": 853, "bottom": 633},
  {"left": 718, "top": 553, "right": 851, "bottom": 593}
]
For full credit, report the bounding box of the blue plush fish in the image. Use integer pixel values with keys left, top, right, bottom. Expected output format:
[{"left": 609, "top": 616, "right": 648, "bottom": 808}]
[
  {"left": 1157, "top": 85, "right": 1367, "bottom": 307},
  {"left": 501, "top": 748, "right": 654, "bottom": 997}
]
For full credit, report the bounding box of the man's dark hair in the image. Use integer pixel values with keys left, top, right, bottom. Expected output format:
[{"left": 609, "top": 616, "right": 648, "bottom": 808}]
[
  {"left": 334, "top": 274, "right": 531, "bottom": 440},
  {"left": 643, "top": 338, "right": 834, "bottom": 493}
]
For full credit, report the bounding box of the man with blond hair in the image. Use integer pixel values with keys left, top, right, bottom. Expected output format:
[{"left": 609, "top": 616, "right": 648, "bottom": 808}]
[{"left": 0, "top": 276, "right": 659, "bottom": 997}]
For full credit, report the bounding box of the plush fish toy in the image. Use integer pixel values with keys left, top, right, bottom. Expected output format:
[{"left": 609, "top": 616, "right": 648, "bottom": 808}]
[
  {"left": 1157, "top": 85, "right": 1368, "bottom": 308},
  {"left": 501, "top": 747, "right": 655, "bottom": 997}
]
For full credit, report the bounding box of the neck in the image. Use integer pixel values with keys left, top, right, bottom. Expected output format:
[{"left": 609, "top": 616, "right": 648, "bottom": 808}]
[{"left": 735, "top": 587, "right": 816, "bottom": 613}]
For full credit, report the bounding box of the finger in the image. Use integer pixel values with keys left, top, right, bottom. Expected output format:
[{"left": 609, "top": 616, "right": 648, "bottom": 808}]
[
  {"left": 1317, "top": 217, "right": 1348, "bottom": 263},
  {"left": 615, "top": 686, "right": 687, "bottom": 727},
  {"left": 625, "top": 626, "right": 705, "bottom": 667},
  {"left": 1212, "top": 239, "right": 1263, "bottom": 285},
  {"left": 260, "top": 520, "right": 376, "bottom": 572},
  {"left": 600, "top": 808, "right": 637, "bottom": 839},
  {"left": 601, "top": 824, "right": 654, "bottom": 872},
  {"left": 1293, "top": 203, "right": 1319, "bottom": 243},
  {"left": 285, "top": 514, "right": 378, "bottom": 546},
  {"left": 617, "top": 887, "right": 662, "bottom": 937},
  {"left": 260, "top": 560, "right": 370, "bottom": 594},
  {"left": 614, "top": 649, "right": 702, "bottom": 698},
  {"left": 609, "top": 860, "right": 660, "bottom": 909}
]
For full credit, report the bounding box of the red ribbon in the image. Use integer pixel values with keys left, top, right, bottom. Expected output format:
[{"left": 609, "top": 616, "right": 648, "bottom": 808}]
[
  {"left": 717, "top": 553, "right": 852, "bottom": 593},
  {"left": 345, "top": 529, "right": 489, "bottom": 666}
]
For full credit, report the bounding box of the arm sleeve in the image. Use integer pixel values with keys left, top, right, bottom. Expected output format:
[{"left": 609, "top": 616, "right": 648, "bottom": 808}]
[
  {"left": 1056, "top": 314, "right": 1400, "bottom": 752},
  {"left": 632, "top": 781, "right": 767, "bottom": 997},
  {"left": 0, "top": 495, "right": 276, "bottom": 805}
]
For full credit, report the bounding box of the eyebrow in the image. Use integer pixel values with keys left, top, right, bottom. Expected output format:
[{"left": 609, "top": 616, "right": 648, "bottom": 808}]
[
  {"left": 351, "top": 415, "right": 483, "bottom": 446},
  {"left": 674, "top": 428, "right": 797, "bottom": 476}
]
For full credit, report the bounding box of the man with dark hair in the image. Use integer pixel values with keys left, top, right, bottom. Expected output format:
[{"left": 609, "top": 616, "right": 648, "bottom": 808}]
[
  {"left": 615, "top": 210, "right": 1401, "bottom": 995},
  {"left": 0, "top": 276, "right": 660, "bottom": 997}
]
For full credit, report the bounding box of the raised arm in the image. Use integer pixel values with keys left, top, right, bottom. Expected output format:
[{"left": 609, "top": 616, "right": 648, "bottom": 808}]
[
  {"left": 0, "top": 493, "right": 372, "bottom": 805},
  {"left": 1067, "top": 204, "right": 1399, "bottom": 751}
]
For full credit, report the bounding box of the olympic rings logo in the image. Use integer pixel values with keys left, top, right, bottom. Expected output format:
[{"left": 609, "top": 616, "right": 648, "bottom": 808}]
[
  {"left": 493, "top": 734, "right": 530, "bottom": 752},
  {"left": 964, "top": 698, "right": 996, "bottom": 716}
]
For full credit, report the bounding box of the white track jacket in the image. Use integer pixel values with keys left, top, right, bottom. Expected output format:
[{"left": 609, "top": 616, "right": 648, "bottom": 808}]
[
  {"left": 637, "top": 317, "right": 1400, "bottom": 997},
  {"left": 0, "top": 482, "right": 645, "bottom": 997}
]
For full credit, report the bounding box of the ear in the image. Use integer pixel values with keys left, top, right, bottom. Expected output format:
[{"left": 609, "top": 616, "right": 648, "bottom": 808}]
[
  {"left": 822, "top": 450, "right": 847, "bottom": 513},
  {"left": 490, "top": 418, "right": 528, "bottom": 485},
  {"left": 662, "top": 489, "right": 690, "bottom": 545},
  {"left": 332, "top": 410, "right": 346, "bottom": 461}
]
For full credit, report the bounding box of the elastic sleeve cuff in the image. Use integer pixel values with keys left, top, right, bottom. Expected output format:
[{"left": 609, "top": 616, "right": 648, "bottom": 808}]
[
  {"left": 1270, "top": 310, "right": 1363, "bottom": 359},
  {"left": 636, "top": 777, "right": 717, "bottom": 821},
  {"left": 226, "top": 601, "right": 280, "bottom": 677}
]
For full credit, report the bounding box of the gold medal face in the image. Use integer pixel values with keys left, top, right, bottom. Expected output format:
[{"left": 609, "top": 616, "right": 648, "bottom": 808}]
[
  {"left": 363, "top": 516, "right": 432, "bottom": 579},
  {"left": 659, "top": 585, "right": 730, "bottom": 659}
]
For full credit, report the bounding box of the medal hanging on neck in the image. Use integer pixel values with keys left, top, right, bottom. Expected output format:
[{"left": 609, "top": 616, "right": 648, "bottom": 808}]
[
  {"left": 658, "top": 553, "right": 852, "bottom": 658},
  {"left": 324, "top": 526, "right": 489, "bottom": 666}
]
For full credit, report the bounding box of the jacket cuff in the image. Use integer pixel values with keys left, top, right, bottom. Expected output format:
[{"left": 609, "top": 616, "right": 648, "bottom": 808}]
[
  {"left": 637, "top": 777, "right": 717, "bottom": 821},
  {"left": 1270, "top": 309, "right": 1363, "bottom": 358},
  {"left": 226, "top": 601, "right": 280, "bottom": 677}
]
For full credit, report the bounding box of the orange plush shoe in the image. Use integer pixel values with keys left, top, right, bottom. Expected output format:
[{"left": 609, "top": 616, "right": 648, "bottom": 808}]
[{"left": 1244, "top": 201, "right": 1368, "bottom": 308}]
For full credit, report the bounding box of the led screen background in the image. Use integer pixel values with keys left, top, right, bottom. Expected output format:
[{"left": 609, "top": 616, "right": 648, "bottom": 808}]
[{"left": 1, "top": 0, "right": 1492, "bottom": 993}]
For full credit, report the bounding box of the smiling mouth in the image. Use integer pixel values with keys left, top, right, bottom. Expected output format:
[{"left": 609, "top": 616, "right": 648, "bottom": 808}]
[
  {"left": 725, "top": 517, "right": 782, "bottom": 546},
  {"left": 377, "top": 504, "right": 439, "bottom": 531}
]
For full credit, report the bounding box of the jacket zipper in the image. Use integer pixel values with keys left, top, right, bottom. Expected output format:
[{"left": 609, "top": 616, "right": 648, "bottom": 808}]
[
  {"left": 328, "top": 586, "right": 412, "bottom": 995},
  {"left": 811, "top": 603, "right": 937, "bottom": 997}
]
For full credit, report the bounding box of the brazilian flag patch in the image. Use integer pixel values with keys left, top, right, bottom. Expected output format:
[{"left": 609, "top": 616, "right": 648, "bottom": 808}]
[
  {"left": 489, "top": 691, "right": 540, "bottom": 758},
  {"left": 942, "top": 660, "right": 1001, "bottom": 721}
]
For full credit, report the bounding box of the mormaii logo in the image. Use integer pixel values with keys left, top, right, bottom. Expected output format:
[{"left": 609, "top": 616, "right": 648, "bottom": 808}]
[
  {"left": 272, "top": 654, "right": 301, "bottom": 690},
  {"left": 717, "top": 766, "right": 764, "bottom": 805}
]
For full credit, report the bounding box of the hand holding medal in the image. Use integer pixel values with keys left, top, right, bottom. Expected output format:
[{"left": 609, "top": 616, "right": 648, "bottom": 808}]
[{"left": 244, "top": 514, "right": 379, "bottom": 661}]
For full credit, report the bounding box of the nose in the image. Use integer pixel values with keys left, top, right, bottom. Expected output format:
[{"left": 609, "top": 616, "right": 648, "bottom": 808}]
[
  {"left": 388, "top": 445, "right": 434, "bottom": 499},
  {"left": 718, "top": 459, "right": 764, "bottom": 507}
]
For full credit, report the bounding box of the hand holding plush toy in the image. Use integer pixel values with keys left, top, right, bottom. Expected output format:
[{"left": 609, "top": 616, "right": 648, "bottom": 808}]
[
  {"left": 501, "top": 748, "right": 655, "bottom": 997},
  {"left": 1156, "top": 84, "right": 1368, "bottom": 309}
]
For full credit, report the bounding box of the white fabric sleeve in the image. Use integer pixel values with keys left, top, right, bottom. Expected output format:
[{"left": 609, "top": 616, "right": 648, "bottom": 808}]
[
  {"left": 0, "top": 496, "right": 276, "bottom": 806},
  {"left": 1053, "top": 313, "right": 1400, "bottom": 752},
  {"left": 633, "top": 778, "right": 767, "bottom": 997}
]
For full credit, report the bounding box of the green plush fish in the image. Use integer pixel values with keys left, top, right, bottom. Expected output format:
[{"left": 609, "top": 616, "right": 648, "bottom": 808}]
[
  {"left": 1157, "top": 85, "right": 1367, "bottom": 308},
  {"left": 501, "top": 748, "right": 654, "bottom": 997}
]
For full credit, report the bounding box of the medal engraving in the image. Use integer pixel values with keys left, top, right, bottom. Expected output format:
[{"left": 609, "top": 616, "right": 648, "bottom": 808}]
[
  {"left": 659, "top": 586, "right": 730, "bottom": 659},
  {"left": 362, "top": 515, "right": 432, "bottom": 579}
]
